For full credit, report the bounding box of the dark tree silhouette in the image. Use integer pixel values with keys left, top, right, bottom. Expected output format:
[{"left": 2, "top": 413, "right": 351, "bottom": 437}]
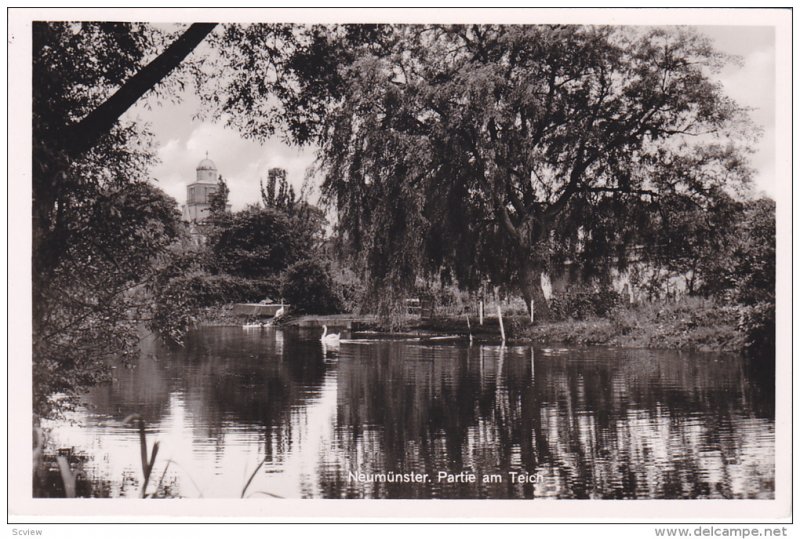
[
  {"left": 32, "top": 22, "right": 216, "bottom": 415},
  {"left": 206, "top": 25, "right": 756, "bottom": 318}
]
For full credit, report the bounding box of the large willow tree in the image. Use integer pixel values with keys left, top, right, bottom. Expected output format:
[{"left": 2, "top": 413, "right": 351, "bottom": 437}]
[{"left": 207, "top": 24, "right": 756, "bottom": 318}]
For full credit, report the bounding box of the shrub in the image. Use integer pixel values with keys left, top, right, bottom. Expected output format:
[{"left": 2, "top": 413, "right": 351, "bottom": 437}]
[
  {"left": 334, "top": 279, "right": 365, "bottom": 313},
  {"left": 739, "top": 302, "right": 775, "bottom": 358},
  {"left": 207, "top": 206, "right": 309, "bottom": 278},
  {"left": 549, "top": 285, "right": 621, "bottom": 321},
  {"left": 150, "top": 271, "right": 280, "bottom": 341},
  {"left": 282, "top": 259, "right": 341, "bottom": 315}
]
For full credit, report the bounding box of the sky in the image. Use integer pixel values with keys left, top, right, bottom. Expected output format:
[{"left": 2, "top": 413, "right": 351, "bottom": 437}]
[
  {"left": 126, "top": 98, "right": 317, "bottom": 212},
  {"left": 126, "top": 25, "right": 776, "bottom": 213},
  {"left": 699, "top": 25, "right": 776, "bottom": 198}
]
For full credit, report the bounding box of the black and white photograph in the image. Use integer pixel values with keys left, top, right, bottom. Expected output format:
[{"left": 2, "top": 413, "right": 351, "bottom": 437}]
[{"left": 9, "top": 7, "right": 791, "bottom": 523}]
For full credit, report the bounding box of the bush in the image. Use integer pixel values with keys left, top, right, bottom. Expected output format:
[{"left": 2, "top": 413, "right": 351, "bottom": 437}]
[
  {"left": 520, "top": 296, "right": 742, "bottom": 351},
  {"left": 608, "top": 297, "right": 742, "bottom": 350},
  {"left": 550, "top": 285, "right": 621, "bottom": 321},
  {"left": 334, "top": 279, "right": 365, "bottom": 313},
  {"left": 282, "top": 259, "right": 341, "bottom": 315},
  {"left": 739, "top": 301, "right": 775, "bottom": 358},
  {"left": 207, "top": 206, "right": 308, "bottom": 278},
  {"left": 150, "top": 272, "right": 280, "bottom": 341}
]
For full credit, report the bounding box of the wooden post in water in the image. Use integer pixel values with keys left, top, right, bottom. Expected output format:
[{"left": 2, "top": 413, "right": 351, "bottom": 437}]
[
  {"left": 496, "top": 304, "right": 505, "bottom": 343},
  {"left": 466, "top": 314, "right": 473, "bottom": 344}
]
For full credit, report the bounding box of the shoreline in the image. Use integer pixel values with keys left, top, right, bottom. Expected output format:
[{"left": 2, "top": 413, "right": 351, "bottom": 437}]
[{"left": 198, "top": 301, "right": 746, "bottom": 353}]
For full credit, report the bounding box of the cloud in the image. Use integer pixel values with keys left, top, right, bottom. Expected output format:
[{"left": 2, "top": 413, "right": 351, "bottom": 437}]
[
  {"left": 721, "top": 47, "right": 775, "bottom": 196},
  {"left": 709, "top": 33, "right": 776, "bottom": 197},
  {"left": 718, "top": 48, "right": 775, "bottom": 128}
]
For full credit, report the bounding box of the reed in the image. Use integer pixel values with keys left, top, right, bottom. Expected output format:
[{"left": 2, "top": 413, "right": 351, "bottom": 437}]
[
  {"left": 241, "top": 458, "right": 283, "bottom": 499},
  {"left": 32, "top": 427, "right": 43, "bottom": 480},
  {"left": 240, "top": 459, "right": 265, "bottom": 498},
  {"left": 45, "top": 413, "right": 286, "bottom": 498},
  {"left": 33, "top": 426, "right": 77, "bottom": 498},
  {"left": 123, "top": 414, "right": 160, "bottom": 498}
]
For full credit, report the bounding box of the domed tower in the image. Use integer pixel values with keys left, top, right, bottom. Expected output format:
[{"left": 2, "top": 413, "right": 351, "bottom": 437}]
[
  {"left": 195, "top": 156, "right": 218, "bottom": 184},
  {"left": 182, "top": 153, "right": 225, "bottom": 222}
]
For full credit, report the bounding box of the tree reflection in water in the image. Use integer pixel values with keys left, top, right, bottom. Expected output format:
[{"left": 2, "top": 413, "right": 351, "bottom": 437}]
[
  {"left": 323, "top": 343, "right": 774, "bottom": 499},
  {"left": 41, "top": 328, "right": 774, "bottom": 499}
]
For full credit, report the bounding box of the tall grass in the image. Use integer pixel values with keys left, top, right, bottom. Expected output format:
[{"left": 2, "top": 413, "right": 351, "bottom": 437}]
[
  {"left": 520, "top": 296, "right": 743, "bottom": 351},
  {"left": 33, "top": 426, "right": 77, "bottom": 498},
  {"left": 122, "top": 414, "right": 160, "bottom": 498},
  {"left": 122, "top": 414, "right": 281, "bottom": 499},
  {"left": 37, "top": 413, "right": 285, "bottom": 498}
]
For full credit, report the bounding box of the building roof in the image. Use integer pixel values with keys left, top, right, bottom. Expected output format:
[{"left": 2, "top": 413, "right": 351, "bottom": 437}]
[{"left": 196, "top": 157, "right": 217, "bottom": 171}]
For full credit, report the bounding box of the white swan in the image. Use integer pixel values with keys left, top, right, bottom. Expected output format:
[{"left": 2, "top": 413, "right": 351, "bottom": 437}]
[
  {"left": 320, "top": 325, "right": 341, "bottom": 344},
  {"left": 274, "top": 300, "right": 286, "bottom": 319}
]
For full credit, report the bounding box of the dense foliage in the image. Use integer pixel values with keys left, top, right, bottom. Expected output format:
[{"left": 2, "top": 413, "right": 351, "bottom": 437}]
[
  {"left": 549, "top": 286, "right": 622, "bottom": 321},
  {"left": 150, "top": 168, "right": 335, "bottom": 337},
  {"left": 207, "top": 206, "right": 302, "bottom": 277},
  {"left": 204, "top": 24, "right": 755, "bottom": 321},
  {"left": 32, "top": 22, "right": 197, "bottom": 416},
  {"left": 708, "top": 199, "right": 775, "bottom": 355},
  {"left": 282, "top": 259, "right": 342, "bottom": 315},
  {"left": 150, "top": 270, "right": 280, "bottom": 341}
]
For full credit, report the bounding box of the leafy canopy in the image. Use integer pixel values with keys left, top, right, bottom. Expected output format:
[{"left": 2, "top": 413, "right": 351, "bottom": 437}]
[
  {"left": 204, "top": 24, "right": 756, "bottom": 316},
  {"left": 32, "top": 22, "right": 201, "bottom": 416}
]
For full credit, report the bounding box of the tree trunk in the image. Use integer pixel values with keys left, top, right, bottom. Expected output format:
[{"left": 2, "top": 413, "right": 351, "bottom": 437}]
[{"left": 519, "top": 260, "right": 551, "bottom": 322}]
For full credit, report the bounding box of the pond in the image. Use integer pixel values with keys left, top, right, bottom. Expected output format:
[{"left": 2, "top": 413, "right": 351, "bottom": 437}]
[{"left": 38, "top": 326, "right": 775, "bottom": 499}]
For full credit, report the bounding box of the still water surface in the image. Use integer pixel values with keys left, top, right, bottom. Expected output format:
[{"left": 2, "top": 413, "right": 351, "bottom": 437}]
[{"left": 42, "top": 327, "right": 775, "bottom": 499}]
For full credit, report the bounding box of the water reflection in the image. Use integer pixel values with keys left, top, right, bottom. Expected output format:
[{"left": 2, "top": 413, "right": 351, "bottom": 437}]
[{"left": 40, "top": 328, "right": 774, "bottom": 499}]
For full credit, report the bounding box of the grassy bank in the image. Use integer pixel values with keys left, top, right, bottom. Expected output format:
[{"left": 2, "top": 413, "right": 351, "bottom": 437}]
[
  {"left": 517, "top": 297, "right": 743, "bottom": 351},
  {"left": 197, "top": 297, "right": 745, "bottom": 352},
  {"left": 407, "top": 297, "right": 745, "bottom": 352}
]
